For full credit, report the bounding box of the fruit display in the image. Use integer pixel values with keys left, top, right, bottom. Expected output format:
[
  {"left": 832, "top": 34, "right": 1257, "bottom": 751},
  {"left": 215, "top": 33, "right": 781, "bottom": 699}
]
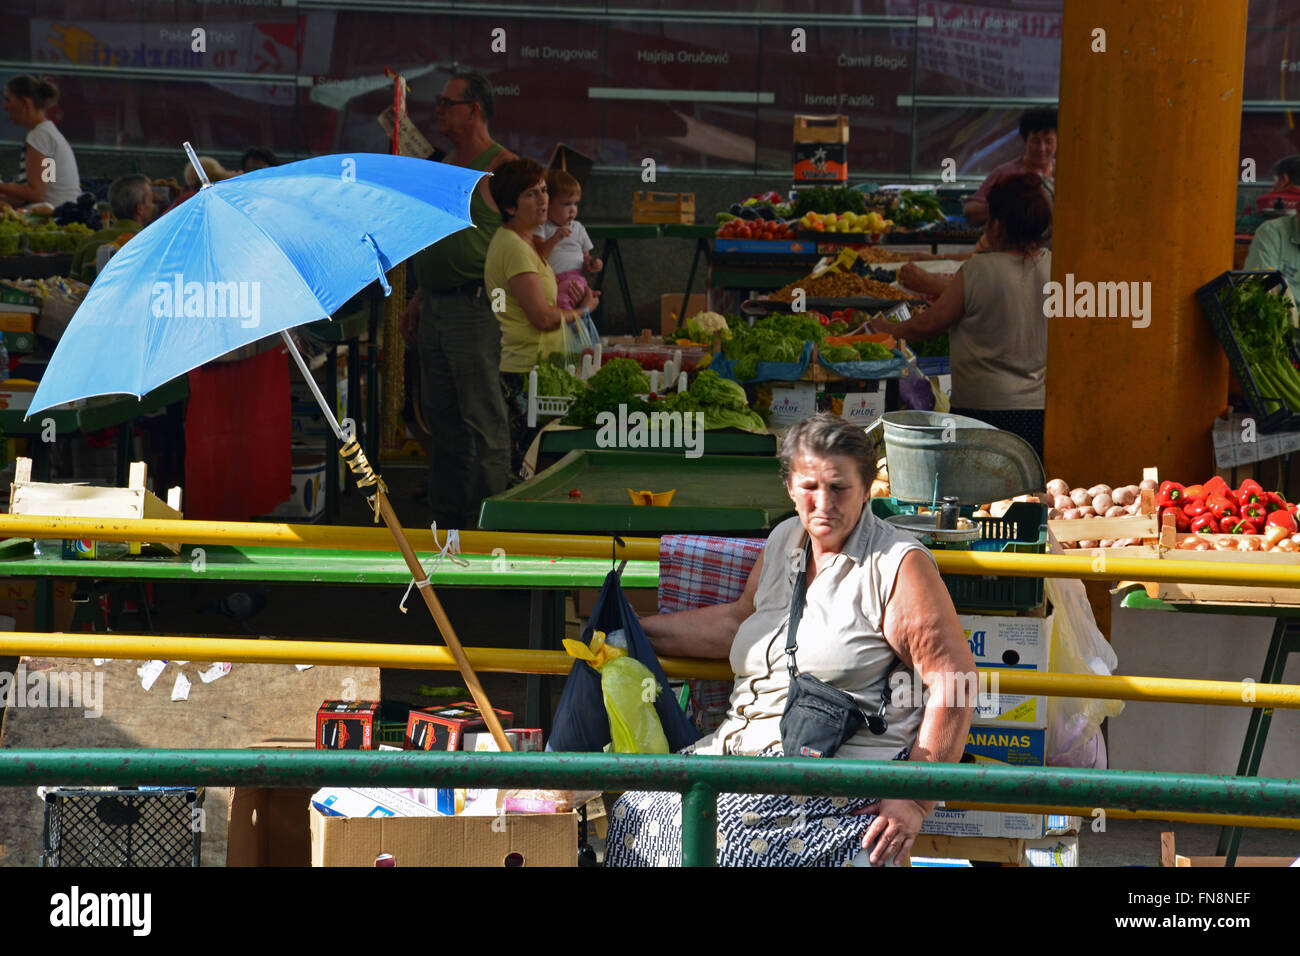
[
  {"left": 716, "top": 218, "right": 797, "bottom": 240},
  {"left": 790, "top": 186, "right": 867, "bottom": 217},
  {"left": 1046, "top": 476, "right": 1300, "bottom": 552},
  {"left": 0, "top": 207, "right": 93, "bottom": 255},
  {"left": 796, "top": 210, "right": 891, "bottom": 234},
  {"left": 769, "top": 271, "right": 913, "bottom": 302},
  {"left": 916, "top": 219, "right": 983, "bottom": 240},
  {"left": 888, "top": 190, "right": 944, "bottom": 228}
]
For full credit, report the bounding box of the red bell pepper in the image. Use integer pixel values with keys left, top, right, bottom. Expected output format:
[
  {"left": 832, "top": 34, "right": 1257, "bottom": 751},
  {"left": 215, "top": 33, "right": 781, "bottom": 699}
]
[
  {"left": 1183, "top": 497, "right": 1208, "bottom": 518},
  {"left": 1207, "top": 495, "right": 1238, "bottom": 520},
  {"left": 1161, "top": 506, "right": 1190, "bottom": 532},
  {"left": 1267, "top": 491, "right": 1290, "bottom": 512},
  {"left": 1241, "top": 502, "right": 1268, "bottom": 521},
  {"left": 1266, "top": 510, "right": 1299, "bottom": 533},
  {"left": 1155, "top": 481, "right": 1185, "bottom": 508},
  {"left": 1190, "top": 513, "right": 1220, "bottom": 535},
  {"left": 1223, "top": 516, "right": 1260, "bottom": 535},
  {"left": 1183, "top": 484, "right": 1206, "bottom": 499},
  {"left": 1204, "top": 476, "right": 1230, "bottom": 498},
  {"left": 1237, "top": 479, "right": 1266, "bottom": 505}
]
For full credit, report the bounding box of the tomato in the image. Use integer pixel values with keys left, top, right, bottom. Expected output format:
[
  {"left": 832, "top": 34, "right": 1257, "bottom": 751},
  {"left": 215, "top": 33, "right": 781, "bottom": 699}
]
[{"left": 818, "top": 314, "right": 831, "bottom": 326}]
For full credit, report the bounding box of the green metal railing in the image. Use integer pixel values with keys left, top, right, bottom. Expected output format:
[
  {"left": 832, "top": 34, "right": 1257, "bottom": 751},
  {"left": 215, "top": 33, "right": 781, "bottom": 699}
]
[{"left": 7, "top": 750, "right": 1298, "bottom": 866}]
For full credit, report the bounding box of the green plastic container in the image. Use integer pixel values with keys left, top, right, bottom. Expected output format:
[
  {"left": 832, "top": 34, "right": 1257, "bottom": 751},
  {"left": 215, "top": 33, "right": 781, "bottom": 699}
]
[{"left": 870, "top": 498, "right": 1046, "bottom": 612}]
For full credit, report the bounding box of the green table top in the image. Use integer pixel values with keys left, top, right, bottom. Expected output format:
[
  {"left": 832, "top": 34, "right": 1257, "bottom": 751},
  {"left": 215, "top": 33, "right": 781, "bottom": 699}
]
[
  {"left": 586, "top": 224, "right": 663, "bottom": 240},
  {"left": 539, "top": 427, "right": 776, "bottom": 462},
  {"left": 1118, "top": 585, "right": 1300, "bottom": 618},
  {"left": 0, "top": 373, "right": 189, "bottom": 435},
  {"left": 479, "top": 449, "right": 793, "bottom": 535},
  {"left": 661, "top": 224, "right": 716, "bottom": 240},
  {"left": 0, "top": 540, "right": 657, "bottom": 589}
]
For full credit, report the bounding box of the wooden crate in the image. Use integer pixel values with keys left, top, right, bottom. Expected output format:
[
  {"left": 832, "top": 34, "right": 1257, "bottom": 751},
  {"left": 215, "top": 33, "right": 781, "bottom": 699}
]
[
  {"left": 632, "top": 192, "right": 695, "bottom": 225},
  {"left": 1160, "top": 831, "right": 1295, "bottom": 867},
  {"left": 9, "top": 458, "right": 183, "bottom": 555}
]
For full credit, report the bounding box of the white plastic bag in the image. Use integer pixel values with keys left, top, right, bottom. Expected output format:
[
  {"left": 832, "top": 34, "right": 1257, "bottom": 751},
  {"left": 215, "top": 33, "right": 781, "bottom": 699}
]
[{"left": 1044, "top": 578, "right": 1124, "bottom": 768}]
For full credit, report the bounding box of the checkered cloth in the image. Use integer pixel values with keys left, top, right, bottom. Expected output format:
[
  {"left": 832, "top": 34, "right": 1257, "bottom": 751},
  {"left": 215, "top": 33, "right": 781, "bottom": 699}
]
[{"left": 658, "top": 534, "right": 765, "bottom": 734}]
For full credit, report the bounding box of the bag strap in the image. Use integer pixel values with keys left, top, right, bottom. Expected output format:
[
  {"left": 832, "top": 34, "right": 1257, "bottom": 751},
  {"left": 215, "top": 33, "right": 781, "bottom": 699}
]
[{"left": 784, "top": 539, "right": 811, "bottom": 677}]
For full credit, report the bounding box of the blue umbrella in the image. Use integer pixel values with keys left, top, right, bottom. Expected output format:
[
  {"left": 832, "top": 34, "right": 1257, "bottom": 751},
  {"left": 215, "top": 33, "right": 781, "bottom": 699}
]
[{"left": 26, "top": 143, "right": 516, "bottom": 750}]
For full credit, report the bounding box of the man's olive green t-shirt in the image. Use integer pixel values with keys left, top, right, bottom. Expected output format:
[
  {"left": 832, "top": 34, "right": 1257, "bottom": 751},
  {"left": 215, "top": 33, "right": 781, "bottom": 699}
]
[{"left": 411, "top": 143, "right": 505, "bottom": 292}]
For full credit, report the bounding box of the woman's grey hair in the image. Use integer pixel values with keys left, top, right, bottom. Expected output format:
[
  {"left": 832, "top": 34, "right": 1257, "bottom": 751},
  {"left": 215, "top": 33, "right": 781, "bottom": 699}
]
[
  {"left": 452, "top": 70, "right": 495, "bottom": 121},
  {"left": 779, "top": 413, "right": 875, "bottom": 488}
]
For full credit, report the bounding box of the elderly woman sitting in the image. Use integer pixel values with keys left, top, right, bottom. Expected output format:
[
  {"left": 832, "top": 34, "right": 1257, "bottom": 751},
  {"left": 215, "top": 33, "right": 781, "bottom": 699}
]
[{"left": 605, "top": 413, "right": 975, "bottom": 867}]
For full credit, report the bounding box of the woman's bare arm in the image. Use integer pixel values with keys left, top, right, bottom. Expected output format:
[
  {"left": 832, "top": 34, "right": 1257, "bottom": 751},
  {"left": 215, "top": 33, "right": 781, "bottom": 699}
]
[
  {"left": 507, "top": 271, "right": 580, "bottom": 331},
  {"left": 0, "top": 147, "right": 49, "bottom": 204},
  {"left": 639, "top": 553, "right": 763, "bottom": 660}
]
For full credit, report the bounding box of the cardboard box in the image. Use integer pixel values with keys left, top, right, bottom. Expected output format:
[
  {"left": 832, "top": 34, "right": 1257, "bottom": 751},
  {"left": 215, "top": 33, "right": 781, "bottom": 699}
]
[
  {"left": 959, "top": 612, "right": 1051, "bottom": 728},
  {"left": 921, "top": 808, "right": 1078, "bottom": 841},
  {"left": 964, "top": 727, "right": 1046, "bottom": 767},
  {"left": 0, "top": 579, "right": 75, "bottom": 632},
  {"left": 0, "top": 312, "right": 35, "bottom": 333},
  {"left": 768, "top": 383, "right": 818, "bottom": 427},
  {"left": 0, "top": 380, "right": 36, "bottom": 412},
  {"left": 1025, "top": 836, "right": 1079, "bottom": 867},
  {"left": 576, "top": 587, "right": 659, "bottom": 618},
  {"left": 463, "top": 729, "right": 544, "bottom": 753},
  {"left": 227, "top": 786, "right": 315, "bottom": 866},
  {"left": 660, "top": 294, "right": 708, "bottom": 337},
  {"left": 316, "top": 700, "right": 381, "bottom": 750},
  {"left": 405, "top": 702, "right": 514, "bottom": 752},
  {"left": 793, "top": 114, "right": 849, "bottom": 183},
  {"left": 309, "top": 805, "right": 577, "bottom": 866}
]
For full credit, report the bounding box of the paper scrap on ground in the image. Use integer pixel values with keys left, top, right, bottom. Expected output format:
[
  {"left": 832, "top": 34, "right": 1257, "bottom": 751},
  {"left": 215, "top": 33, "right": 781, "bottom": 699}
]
[
  {"left": 171, "top": 672, "right": 191, "bottom": 701},
  {"left": 171, "top": 660, "right": 189, "bottom": 665},
  {"left": 198, "top": 662, "right": 231, "bottom": 684},
  {"left": 93, "top": 659, "right": 113, "bottom": 666},
  {"left": 295, "top": 664, "right": 314, "bottom": 671},
  {"left": 138, "top": 659, "right": 166, "bottom": 691}
]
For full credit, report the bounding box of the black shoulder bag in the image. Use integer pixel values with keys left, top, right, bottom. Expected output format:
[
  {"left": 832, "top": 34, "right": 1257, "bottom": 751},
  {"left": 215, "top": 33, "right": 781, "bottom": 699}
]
[{"left": 779, "top": 540, "right": 892, "bottom": 758}]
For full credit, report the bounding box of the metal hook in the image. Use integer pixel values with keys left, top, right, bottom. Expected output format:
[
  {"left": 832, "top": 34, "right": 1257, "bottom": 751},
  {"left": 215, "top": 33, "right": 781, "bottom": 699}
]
[{"left": 610, "top": 535, "right": 625, "bottom": 574}]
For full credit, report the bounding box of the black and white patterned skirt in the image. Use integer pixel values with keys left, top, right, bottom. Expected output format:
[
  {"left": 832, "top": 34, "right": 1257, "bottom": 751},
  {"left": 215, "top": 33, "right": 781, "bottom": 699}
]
[{"left": 604, "top": 747, "right": 910, "bottom": 867}]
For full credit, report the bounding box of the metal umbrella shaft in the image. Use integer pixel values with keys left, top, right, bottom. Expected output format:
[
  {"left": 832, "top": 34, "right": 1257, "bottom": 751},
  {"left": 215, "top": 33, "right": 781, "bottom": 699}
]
[{"left": 280, "top": 331, "right": 514, "bottom": 752}]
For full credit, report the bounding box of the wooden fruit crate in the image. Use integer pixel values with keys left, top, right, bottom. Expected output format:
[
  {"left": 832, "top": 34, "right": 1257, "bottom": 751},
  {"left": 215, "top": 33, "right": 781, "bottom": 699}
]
[
  {"left": 632, "top": 191, "right": 695, "bottom": 225},
  {"left": 1161, "top": 831, "right": 1295, "bottom": 867},
  {"left": 9, "top": 458, "right": 183, "bottom": 556}
]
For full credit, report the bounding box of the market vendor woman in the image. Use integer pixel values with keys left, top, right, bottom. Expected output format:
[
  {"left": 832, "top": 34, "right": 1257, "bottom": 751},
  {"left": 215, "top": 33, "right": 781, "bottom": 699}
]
[
  {"left": 870, "top": 172, "right": 1051, "bottom": 458},
  {"left": 606, "top": 414, "right": 975, "bottom": 867}
]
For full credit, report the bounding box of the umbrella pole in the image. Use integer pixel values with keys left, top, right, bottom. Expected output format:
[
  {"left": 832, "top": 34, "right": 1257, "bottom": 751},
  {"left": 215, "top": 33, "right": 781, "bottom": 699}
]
[{"left": 279, "top": 331, "right": 514, "bottom": 752}]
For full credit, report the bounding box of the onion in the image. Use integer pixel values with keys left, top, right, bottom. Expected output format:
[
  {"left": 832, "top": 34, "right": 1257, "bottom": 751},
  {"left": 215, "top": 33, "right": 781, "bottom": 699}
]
[
  {"left": 1054, "top": 494, "right": 1073, "bottom": 510},
  {"left": 1264, "top": 524, "right": 1289, "bottom": 546},
  {"left": 1139, "top": 479, "right": 1158, "bottom": 491},
  {"left": 1239, "top": 537, "right": 1264, "bottom": 552},
  {"left": 1077, "top": 539, "right": 1099, "bottom": 549},
  {"left": 1195, "top": 541, "right": 1212, "bottom": 551},
  {"left": 1088, "top": 484, "right": 1112, "bottom": 498},
  {"left": 1112, "top": 488, "right": 1135, "bottom": 507},
  {"left": 1070, "top": 488, "right": 1091, "bottom": 507},
  {"left": 1215, "top": 537, "right": 1238, "bottom": 551},
  {"left": 1099, "top": 539, "right": 1114, "bottom": 548},
  {"left": 1178, "top": 536, "right": 1203, "bottom": 550},
  {"left": 1046, "top": 478, "right": 1070, "bottom": 498},
  {"left": 1061, "top": 508, "right": 1081, "bottom": 520},
  {"left": 1278, "top": 539, "right": 1300, "bottom": 553}
]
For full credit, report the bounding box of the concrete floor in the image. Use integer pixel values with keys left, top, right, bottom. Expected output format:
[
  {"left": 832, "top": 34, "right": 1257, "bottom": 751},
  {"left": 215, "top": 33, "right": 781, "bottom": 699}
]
[{"left": 103, "top": 461, "right": 1299, "bottom": 867}]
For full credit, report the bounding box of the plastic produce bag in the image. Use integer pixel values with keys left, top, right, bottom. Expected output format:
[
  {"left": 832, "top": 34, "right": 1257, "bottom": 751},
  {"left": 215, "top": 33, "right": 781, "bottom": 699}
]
[
  {"left": 1044, "top": 577, "right": 1125, "bottom": 768},
  {"left": 538, "top": 310, "right": 598, "bottom": 370},
  {"left": 563, "top": 630, "right": 669, "bottom": 754},
  {"left": 547, "top": 569, "right": 701, "bottom": 753}
]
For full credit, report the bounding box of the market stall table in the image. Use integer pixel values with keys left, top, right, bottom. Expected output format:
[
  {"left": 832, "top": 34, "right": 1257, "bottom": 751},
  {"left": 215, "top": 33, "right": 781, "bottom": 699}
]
[
  {"left": 585, "top": 224, "right": 661, "bottom": 329},
  {"left": 0, "top": 254, "right": 73, "bottom": 280},
  {"left": 478, "top": 449, "right": 794, "bottom": 535},
  {"left": 535, "top": 427, "right": 776, "bottom": 470},
  {"left": 1119, "top": 587, "right": 1300, "bottom": 866},
  {"left": 0, "top": 538, "right": 657, "bottom": 733}
]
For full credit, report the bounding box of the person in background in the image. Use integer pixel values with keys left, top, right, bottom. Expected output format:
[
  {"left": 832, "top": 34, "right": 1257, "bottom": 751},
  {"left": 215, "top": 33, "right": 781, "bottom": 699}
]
[
  {"left": 1244, "top": 209, "right": 1300, "bottom": 287},
  {"left": 962, "top": 108, "right": 1057, "bottom": 227},
  {"left": 240, "top": 147, "right": 278, "bottom": 172},
  {"left": 399, "top": 71, "right": 517, "bottom": 529},
  {"left": 1254, "top": 155, "right": 1300, "bottom": 215},
  {"left": 486, "top": 159, "right": 599, "bottom": 478},
  {"left": 70, "top": 173, "right": 155, "bottom": 282},
  {"left": 536, "top": 168, "right": 602, "bottom": 310},
  {"left": 162, "top": 155, "right": 236, "bottom": 214},
  {"left": 0, "top": 75, "right": 81, "bottom": 208},
  {"left": 870, "top": 173, "right": 1052, "bottom": 458}
]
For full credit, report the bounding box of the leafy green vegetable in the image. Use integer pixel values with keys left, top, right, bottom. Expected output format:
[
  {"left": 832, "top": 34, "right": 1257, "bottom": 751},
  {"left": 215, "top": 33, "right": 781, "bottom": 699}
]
[
  {"left": 755, "top": 313, "right": 827, "bottom": 345},
  {"left": 852, "top": 342, "right": 894, "bottom": 362},
  {"left": 792, "top": 186, "right": 867, "bottom": 217},
  {"left": 1222, "top": 278, "right": 1300, "bottom": 413},
  {"left": 733, "top": 355, "right": 758, "bottom": 381},
  {"left": 560, "top": 358, "right": 653, "bottom": 427},
  {"left": 689, "top": 369, "right": 749, "bottom": 409},
  {"left": 587, "top": 358, "right": 650, "bottom": 395},
  {"left": 822, "top": 344, "right": 861, "bottom": 363},
  {"left": 528, "top": 363, "right": 583, "bottom": 397}
]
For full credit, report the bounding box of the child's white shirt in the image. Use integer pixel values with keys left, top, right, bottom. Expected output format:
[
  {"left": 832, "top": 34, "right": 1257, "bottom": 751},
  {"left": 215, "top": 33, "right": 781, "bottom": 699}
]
[{"left": 536, "top": 219, "right": 593, "bottom": 274}]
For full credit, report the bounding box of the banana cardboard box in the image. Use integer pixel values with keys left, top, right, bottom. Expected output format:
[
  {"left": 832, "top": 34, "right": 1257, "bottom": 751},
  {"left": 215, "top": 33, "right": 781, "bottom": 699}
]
[{"left": 958, "top": 612, "right": 1052, "bottom": 729}]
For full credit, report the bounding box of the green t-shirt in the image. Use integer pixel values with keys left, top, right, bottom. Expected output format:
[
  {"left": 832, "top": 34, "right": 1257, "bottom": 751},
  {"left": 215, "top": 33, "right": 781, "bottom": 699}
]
[
  {"left": 70, "top": 220, "right": 140, "bottom": 282},
  {"left": 411, "top": 143, "right": 505, "bottom": 292},
  {"left": 484, "top": 227, "right": 557, "bottom": 373}
]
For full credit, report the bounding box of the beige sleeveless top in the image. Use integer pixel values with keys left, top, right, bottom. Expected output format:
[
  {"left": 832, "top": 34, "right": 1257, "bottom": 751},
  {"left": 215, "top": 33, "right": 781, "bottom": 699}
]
[{"left": 693, "top": 506, "right": 931, "bottom": 761}]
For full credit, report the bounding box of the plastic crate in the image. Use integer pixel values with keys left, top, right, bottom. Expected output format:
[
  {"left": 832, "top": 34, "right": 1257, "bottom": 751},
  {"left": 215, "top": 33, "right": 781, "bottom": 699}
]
[
  {"left": 1195, "top": 270, "right": 1300, "bottom": 434},
  {"left": 870, "top": 498, "right": 1046, "bottom": 611},
  {"left": 42, "top": 787, "right": 203, "bottom": 867}
]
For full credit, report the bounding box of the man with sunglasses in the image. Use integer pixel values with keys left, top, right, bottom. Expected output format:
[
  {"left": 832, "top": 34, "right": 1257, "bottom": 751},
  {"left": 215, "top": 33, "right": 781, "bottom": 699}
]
[{"left": 402, "top": 72, "right": 518, "bottom": 529}]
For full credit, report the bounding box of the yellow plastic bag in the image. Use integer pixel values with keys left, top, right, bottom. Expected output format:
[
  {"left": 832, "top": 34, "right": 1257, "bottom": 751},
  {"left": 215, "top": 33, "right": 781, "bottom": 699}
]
[{"left": 563, "top": 631, "right": 670, "bottom": 754}]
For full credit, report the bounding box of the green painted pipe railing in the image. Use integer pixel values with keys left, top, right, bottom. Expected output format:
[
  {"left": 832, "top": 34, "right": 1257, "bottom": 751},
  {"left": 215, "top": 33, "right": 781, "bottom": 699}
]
[{"left": 5, "top": 750, "right": 1298, "bottom": 866}]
